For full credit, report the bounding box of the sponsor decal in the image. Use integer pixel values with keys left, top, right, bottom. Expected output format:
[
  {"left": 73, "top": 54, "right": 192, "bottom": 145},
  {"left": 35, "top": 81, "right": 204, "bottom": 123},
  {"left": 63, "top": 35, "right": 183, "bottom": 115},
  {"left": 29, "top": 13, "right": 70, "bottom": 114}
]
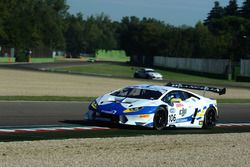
[
  {"left": 197, "top": 113, "right": 204, "bottom": 117},
  {"left": 199, "top": 121, "right": 203, "bottom": 125},
  {"left": 176, "top": 118, "right": 188, "bottom": 123},
  {"left": 169, "top": 114, "right": 176, "bottom": 123},
  {"left": 176, "top": 115, "right": 193, "bottom": 123},
  {"left": 101, "top": 110, "right": 117, "bottom": 114},
  {"left": 170, "top": 108, "right": 176, "bottom": 113},
  {"left": 175, "top": 103, "right": 184, "bottom": 108},
  {"left": 179, "top": 108, "right": 187, "bottom": 116}
]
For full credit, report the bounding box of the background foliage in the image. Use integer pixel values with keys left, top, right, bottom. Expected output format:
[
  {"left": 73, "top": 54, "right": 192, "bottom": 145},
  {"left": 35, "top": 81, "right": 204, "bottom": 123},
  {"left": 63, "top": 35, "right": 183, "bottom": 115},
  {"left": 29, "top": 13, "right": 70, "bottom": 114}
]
[{"left": 0, "top": 0, "right": 249, "bottom": 64}]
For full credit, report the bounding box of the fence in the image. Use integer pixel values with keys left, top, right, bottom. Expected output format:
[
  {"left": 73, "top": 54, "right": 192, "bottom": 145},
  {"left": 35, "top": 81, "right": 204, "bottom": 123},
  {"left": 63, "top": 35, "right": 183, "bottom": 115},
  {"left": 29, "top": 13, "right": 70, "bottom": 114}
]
[
  {"left": 0, "top": 47, "right": 53, "bottom": 58},
  {"left": 0, "top": 47, "right": 14, "bottom": 57},
  {"left": 240, "top": 59, "right": 250, "bottom": 76},
  {"left": 31, "top": 48, "right": 53, "bottom": 58},
  {"left": 154, "top": 56, "right": 230, "bottom": 74}
]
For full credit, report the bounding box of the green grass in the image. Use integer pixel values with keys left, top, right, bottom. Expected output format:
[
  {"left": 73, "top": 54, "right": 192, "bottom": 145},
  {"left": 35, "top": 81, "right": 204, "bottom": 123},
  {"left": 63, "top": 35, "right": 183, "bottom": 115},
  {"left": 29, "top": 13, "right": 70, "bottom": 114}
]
[
  {"left": 0, "top": 96, "right": 95, "bottom": 102},
  {"left": 53, "top": 63, "right": 135, "bottom": 77},
  {"left": 0, "top": 57, "right": 15, "bottom": 63},
  {"left": 29, "top": 58, "right": 55, "bottom": 63},
  {"left": 0, "top": 96, "right": 250, "bottom": 103},
  {"left": 96, "top": 50, "right": 129, "bottom": 62},
  {"left": 0, "top": 57, "right": 55, "bottom": 63},
  {"left": 0, "top": 127, "right": 250, "bottom": 142},
  {"left": 52, "top": 63, "right": 250, "bottom": 87}
]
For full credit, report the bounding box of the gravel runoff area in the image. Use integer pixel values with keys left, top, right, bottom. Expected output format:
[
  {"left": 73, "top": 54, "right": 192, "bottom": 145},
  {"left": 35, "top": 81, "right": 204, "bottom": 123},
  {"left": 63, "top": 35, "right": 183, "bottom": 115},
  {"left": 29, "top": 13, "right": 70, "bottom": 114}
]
[
  {"left": 0, "top": 133, "right": 249, "bottom": 167},
  {"left": 1, "top": 68, "right": 250, "bottom": 167},
  {"left": 0, "top": 68, "right": 250, "bottom": 99}
]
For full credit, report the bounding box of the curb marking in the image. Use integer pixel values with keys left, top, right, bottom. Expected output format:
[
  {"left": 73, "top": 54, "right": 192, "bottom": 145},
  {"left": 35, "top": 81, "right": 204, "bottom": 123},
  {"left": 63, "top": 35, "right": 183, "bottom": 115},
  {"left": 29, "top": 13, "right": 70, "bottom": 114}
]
[
  {"left": 0, "top": 123, "right": 249, "bottom": 134},
  {"left": 0, "top": 126, "right": 111, "bottom": 134},
  {"left": 216, "top": 123, "right": 250, "bottom": 127}
]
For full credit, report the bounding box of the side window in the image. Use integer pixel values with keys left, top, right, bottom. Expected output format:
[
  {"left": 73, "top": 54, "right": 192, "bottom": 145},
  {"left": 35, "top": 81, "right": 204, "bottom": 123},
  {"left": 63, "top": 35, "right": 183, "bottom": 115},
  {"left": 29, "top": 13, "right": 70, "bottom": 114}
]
[
  {"left": 182, "top": 91, "right": 200, "bottom": 101},
  {"left": 162, "top": 91, "right": 185, "bottom": 104}
]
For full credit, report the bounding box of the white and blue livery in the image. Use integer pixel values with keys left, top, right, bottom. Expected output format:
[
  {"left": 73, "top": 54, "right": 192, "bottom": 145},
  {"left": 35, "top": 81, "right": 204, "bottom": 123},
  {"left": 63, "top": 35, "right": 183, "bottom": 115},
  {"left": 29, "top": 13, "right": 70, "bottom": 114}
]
[{"left": 86, "top": 83, "right": 226, "bottom": 130}]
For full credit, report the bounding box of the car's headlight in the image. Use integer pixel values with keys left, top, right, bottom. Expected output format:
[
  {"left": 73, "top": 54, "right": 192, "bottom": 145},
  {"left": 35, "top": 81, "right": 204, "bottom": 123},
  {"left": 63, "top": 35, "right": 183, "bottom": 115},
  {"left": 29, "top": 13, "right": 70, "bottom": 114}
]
[
  {"left": 123, "top": 107, "right": 143, "bottom": 113},
  {"left": 90, "top": 100, "right": 98, "bottom": 110}
]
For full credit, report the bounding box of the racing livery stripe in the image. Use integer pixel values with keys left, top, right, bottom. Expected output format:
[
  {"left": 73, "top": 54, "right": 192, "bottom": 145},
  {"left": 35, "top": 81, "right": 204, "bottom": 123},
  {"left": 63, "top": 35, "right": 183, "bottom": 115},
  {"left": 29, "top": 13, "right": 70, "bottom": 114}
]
[{"left": 0, "top": 126, "right": 111, "bottom": 134}]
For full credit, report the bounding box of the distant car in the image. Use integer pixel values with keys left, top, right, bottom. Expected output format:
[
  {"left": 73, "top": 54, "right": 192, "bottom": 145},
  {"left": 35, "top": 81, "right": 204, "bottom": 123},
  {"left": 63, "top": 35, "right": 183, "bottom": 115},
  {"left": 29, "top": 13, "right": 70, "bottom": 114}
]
[
  {"left": 134, "top": 68, "right": 163, "bottom": 80},
  {"left": 85, "top": 83, "right": 226, "bottom": 130},
  {"left": 87, "top": 58, "right": 96, "bottom": 63}
]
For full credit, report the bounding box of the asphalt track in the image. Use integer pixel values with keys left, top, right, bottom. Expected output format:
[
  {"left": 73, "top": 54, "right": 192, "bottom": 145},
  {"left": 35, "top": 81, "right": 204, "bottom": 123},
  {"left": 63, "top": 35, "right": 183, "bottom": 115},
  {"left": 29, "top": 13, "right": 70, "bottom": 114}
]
[{"left": 0, "top": 101, "right": 249, "bottom": 127}]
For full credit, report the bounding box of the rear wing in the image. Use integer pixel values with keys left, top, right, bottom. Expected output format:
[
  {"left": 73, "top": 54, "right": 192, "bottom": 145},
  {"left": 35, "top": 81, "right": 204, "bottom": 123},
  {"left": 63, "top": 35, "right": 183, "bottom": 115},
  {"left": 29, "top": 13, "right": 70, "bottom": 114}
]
[{"left": 165, "top": 82, "right": 226, "bottom": 95}]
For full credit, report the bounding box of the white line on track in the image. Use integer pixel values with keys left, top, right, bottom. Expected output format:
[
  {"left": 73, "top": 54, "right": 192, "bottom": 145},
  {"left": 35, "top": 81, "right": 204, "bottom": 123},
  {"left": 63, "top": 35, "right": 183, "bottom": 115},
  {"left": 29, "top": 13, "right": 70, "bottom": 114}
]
[{"left": 216, "top": 123, "right": 250, "bottom": 127}]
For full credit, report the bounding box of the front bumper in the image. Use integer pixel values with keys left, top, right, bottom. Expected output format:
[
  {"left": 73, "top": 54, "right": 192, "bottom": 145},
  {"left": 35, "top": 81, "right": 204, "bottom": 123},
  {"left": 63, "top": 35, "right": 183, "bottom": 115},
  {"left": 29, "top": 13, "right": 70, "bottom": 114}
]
[
  {"left": 86, "top": 110, "right": 154, "bottom": 127},
  {"left": 151, "top": 76, "right": 163, "bottom": 80}
]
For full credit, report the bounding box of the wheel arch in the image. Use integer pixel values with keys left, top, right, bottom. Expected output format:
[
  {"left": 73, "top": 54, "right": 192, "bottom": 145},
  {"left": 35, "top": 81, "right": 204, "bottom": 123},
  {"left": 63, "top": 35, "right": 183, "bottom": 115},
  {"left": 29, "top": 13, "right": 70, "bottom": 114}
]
[
  {"left": 153, "top": 105, "right": 168, "bottom": 130},
  {"left": 202, "top": 106, "right": 217, "bottom": 129},
  {"left": 207, "top": 105, "right": 218, "bottom": 119}
]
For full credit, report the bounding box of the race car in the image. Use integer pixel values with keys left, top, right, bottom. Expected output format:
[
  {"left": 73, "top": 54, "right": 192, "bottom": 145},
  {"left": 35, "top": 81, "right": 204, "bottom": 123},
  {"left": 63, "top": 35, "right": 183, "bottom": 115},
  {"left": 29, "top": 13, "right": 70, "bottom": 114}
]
[
  {"left": 134, "top": 68, "right": 163, "bottom": 80},
  {"left": 85, "top": 83, "right": 226, "bottom": 130}
]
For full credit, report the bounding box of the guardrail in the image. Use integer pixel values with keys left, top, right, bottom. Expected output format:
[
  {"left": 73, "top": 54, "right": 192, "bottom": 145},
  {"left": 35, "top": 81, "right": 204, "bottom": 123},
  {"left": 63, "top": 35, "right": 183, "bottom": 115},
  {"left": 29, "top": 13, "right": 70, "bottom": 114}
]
[{"left": 240, "top": 59, "right": 250, "bottom": 77}]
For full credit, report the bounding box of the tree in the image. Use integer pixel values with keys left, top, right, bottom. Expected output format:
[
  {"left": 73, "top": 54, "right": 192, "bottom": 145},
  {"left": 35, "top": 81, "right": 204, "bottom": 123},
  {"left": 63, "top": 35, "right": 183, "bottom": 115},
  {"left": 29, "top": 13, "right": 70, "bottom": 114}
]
[
  {"left": 119, "top": 16, "right": 142, "bottom": 63},
  {"left": 240, "top": 0, "right": 250, "bottom": 19},
  {"left": 64, "top": 13, "right": 85, "bottom": 57},
  {"left": 0, "top": 0, "right": 8, "bottom": 46},
  {"left": 83, "top": 13, "right": 118, "bottom": 54},
  {"left": 225, "top": 0, "right": 239, "bottom": 16},
  {"left": 193, "top": 22, "right": 216, "bottom": 58},
  {"left": 205, "top": 1, "right": 224, "bottom": 25}
]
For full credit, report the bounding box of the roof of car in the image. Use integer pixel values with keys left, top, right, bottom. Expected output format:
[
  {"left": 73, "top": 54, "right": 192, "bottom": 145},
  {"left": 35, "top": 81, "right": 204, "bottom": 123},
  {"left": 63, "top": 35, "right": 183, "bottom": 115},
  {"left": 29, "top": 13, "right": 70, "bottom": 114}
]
[
  {"left": 143, "top": 68, "right": 154, "bottom": 71},
  {"left": 126, "top": 84, "right": 175, "bottom": 94}
]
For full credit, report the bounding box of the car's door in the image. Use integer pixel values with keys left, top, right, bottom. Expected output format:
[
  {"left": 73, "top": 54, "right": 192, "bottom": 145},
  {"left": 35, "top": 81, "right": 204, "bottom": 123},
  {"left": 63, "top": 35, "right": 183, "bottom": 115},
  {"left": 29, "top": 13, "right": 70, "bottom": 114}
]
[
  {"left": 162, "top": 90, "right": 199, "bottom": 125},
  {"left": 139, "top": 69, "right": 147, "bottom": 78}
]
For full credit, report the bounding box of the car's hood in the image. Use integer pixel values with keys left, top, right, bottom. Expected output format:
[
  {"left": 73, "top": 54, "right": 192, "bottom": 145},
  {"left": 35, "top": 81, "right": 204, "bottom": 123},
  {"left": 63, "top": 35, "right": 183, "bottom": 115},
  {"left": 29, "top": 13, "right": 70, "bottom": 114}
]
[
  {"left": 96, "top": 95, "right": 157, "bottom": 115},
  {"left": 148, "top": 72, "right": 162, "bottom": 77}
]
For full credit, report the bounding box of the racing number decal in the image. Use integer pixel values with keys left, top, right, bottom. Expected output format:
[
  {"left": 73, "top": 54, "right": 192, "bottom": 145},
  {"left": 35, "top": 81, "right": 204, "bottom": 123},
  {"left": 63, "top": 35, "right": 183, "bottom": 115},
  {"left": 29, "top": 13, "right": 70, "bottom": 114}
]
[{"left": 169, "top": 114, "right": 176, "bottom": 123}]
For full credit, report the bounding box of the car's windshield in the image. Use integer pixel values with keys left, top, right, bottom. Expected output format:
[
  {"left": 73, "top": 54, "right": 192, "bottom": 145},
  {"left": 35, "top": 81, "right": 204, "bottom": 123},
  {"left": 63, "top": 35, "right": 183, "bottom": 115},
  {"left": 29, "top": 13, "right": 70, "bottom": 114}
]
[{"left": 111, "top": 88, "right": 162, "bottom": 100}]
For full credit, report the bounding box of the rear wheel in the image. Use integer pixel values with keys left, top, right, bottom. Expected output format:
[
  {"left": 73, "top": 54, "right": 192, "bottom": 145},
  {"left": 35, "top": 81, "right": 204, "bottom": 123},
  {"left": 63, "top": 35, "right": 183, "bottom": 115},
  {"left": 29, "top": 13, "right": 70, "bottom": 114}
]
[
  {"left": 203, "top": 108, "right": 216, "bottom": 129},
  {"left": 153, "top": 107, "right": 167, "bottom": 130}
]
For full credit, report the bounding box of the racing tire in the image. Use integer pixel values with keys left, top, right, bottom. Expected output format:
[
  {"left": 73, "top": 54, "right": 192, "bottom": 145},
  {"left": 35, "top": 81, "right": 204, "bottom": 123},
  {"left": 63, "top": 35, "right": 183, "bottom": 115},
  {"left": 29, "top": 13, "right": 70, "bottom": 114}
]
[
  {"left": 203, "top": 108, "right": 216, "bottom": 129},
  {"left": 88, "top": 110, "right": 96, "bottom": 121},
  {"left": 146, "top": 74, "right": 152, "bottom": 79},
  {"left": 134, "top": 73, "right": 138, "bottom": 78},
  {"left": 153, "top": 107, "right": 167, "bottom": 130}
]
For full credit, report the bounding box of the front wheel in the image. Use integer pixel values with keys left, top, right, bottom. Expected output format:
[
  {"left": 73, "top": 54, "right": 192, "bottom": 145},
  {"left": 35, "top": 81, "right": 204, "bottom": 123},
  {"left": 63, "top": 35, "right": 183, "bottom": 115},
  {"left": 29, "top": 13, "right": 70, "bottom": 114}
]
[
  {"left": 88, "top": 110, "right": 96, "bottom": 121},
  {"left": 203, "top": 108, "right": 216, "bottom": 129},
  {"left": 153, "top": 107, "right": 167, "bottom": 130}
]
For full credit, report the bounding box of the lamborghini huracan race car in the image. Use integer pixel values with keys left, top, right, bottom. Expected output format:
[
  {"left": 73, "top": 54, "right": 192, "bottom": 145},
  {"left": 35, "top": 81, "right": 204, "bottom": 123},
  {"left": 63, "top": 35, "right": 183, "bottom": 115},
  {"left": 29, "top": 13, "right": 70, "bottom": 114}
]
[{"left": 86, "top": 83, "right": 226, "bottom": 130}]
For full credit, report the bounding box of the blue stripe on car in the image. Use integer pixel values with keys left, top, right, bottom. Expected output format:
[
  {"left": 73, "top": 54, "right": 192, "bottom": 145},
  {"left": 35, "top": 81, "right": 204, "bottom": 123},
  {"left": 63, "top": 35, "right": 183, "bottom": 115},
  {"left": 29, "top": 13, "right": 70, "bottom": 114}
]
[
  {"left": 176, "top": 115, "right": 193, "bottom": 123},
  {"left": 145, "top": 122, "right": 154, "bottom": 127},
  {"left": 98, "top": 102, "right": 157, "bottom": 115}
]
